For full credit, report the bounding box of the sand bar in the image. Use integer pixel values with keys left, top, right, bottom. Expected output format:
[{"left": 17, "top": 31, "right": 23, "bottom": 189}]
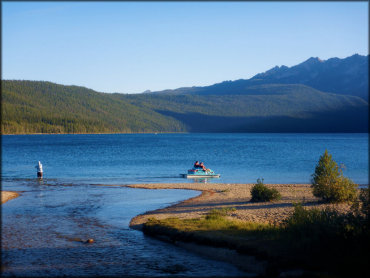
[
  {"left": 1, "top": 191, "right": 20, "bottom": 204},
  {"left": 128, "top": 183, "right": 352, "bottom": 229}
]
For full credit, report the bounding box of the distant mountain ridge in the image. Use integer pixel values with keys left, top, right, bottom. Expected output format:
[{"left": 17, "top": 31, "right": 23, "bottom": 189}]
[
  {"left": 251, "top": 54, "right": 369, "bottom": 100},
  {"left": 1, "top": 54, "right": 368, "bottom": 134},
  {"left": 150, "top": 54, "right": 369, "bottom": 100}
]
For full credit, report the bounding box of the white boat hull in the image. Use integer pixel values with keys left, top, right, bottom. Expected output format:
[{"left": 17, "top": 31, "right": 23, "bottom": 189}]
[{"left": 180, "top": 174, "right": 220, "bottom": 178}]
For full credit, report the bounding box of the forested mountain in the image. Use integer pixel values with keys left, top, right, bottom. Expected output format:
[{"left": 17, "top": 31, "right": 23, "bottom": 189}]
[
  {"left": 121, "top": 84, "right": 368, "bottom": 132},
  {"left": 1, "top": 81, "right": 186, "bottom": 134},
  {"left": 2, "top": 80, "right": 368, "bottom": 134},
  {"left": 150, "top": 54, "right": 369, "bottom": 101},
  {"left": 1, "top": 54, "right": 368, "bottom": 134}
]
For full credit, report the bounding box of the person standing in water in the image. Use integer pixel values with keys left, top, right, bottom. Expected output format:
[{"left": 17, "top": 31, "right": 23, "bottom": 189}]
[{"left": 35, "top": 161, "right": 43, "bottom": 178}]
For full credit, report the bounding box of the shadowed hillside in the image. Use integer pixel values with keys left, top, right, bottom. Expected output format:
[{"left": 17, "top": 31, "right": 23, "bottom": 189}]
[{"left": 122, "top": 84, "right": 368, "bottom": 132}]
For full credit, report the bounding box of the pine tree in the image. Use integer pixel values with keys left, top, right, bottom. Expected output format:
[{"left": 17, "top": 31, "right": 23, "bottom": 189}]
[{"left": 311, "top": 150, "right": 358, "bottom": 203}]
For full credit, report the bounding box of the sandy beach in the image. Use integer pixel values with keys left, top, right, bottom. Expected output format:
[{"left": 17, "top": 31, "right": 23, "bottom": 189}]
[
  {"left": 1, "top": 191, "right": 20, "bottom": 204},
  {"left": 128, "top": 183, "right": 352, "bottom": 229}
]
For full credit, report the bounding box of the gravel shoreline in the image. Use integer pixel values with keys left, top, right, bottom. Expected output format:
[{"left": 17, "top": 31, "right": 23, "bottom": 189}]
[{"left": 128, "top": 183, "right": 352, "bottom": 230}]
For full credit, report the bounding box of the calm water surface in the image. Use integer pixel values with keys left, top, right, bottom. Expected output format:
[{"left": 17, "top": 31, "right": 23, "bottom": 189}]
[
  {"left": 1, "top": 133, "right": 368, "bottom": 276},
  {"left": 2, "top": 133, "right": 368, "bottom": 184}
]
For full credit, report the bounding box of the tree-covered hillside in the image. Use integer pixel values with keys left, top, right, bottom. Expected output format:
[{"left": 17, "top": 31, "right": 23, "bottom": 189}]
[
  {"left": 1, "top": 80, "right": 368, "bottom": 134},
  {"left": 121, "top": 84, "right": 368, "bottom": 132},
  {"left": 1, "top": 81, "right": 186, "bottom": 134}
]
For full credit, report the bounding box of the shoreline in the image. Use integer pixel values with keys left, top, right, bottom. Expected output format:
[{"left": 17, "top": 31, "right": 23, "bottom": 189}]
[
  {"left": 2, "top": 132, "right": 368, "bottom": 135},
  {"left": 127, "top": 183, "right": 352, "bottom": 230},
  {"left": 1, "top": 191, "right": 20, "bottom": 204},
  {"left": 1, "top": 132, "right": 188, "bottom": 135}
]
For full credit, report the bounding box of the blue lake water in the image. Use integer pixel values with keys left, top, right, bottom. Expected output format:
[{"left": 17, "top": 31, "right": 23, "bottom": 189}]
[
  {"left": 1, "top": 133, "right": 369, "bottom": 185},
  {"left": 1, "top": 133, "right": 368, "bottom": 276}
]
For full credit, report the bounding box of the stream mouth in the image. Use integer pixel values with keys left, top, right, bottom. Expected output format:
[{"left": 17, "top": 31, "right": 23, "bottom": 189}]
[{"left": 1, "top": 180, "right": 247, "bottom": 277}]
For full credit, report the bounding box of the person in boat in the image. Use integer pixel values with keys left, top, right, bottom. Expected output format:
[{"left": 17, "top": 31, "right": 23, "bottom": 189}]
[
  {"left": 194, "top": 161, "right": 201, "bottom": 168},
  {"left": 35, "top": 161, "right": 43, "bottom": 178},
  {"left": 199, "top": 162, "right": 207, "bottom": 171}
]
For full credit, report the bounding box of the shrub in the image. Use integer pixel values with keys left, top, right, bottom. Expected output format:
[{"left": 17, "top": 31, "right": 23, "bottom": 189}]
[
  {"left": 284, "top": 201, "right": 370, "bottom": 245},
  {"left": 283, "top": 203, "right": 344, "bottom": 239},
  {"left": 282, "top": 203, "right": 369, "bottom": 277},
  {"left": 350, "top": 187, "right": 370, "bottom": 236},
  {"left": 352, "top": 187, "right": 370, "bottom": 218},
  {"left": 250, "top": 178, "right": 281, "bottom": 202},
  {"left": 311, "top": 150, "right": 358, "bottom": 203}
]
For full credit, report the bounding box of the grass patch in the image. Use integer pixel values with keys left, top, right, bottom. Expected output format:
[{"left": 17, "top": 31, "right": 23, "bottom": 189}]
[
  {"left": 205, "top": 207, "right": 236, "bottom": 220},
  {"left": 146, "top": 207, "right": 274, "bottom": 235},
  {"left": 145, "top": 212, "right": 275, "bottom": 239},
  {"left": 144, "top": 207, "right": 282, "bottom": 264}
]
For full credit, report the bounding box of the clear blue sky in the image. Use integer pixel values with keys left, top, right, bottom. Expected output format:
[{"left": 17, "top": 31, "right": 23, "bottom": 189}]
[{"left": 2, "top": 1, "right": 368, "bottom": 94}]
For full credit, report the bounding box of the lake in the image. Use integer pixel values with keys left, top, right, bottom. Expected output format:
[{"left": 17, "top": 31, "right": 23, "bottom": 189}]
[
  {"left": 1, "top": 133, "right": 368, "bottom": 276},
  {"left": 1, "top": 133, "right": 368, "bottom": 185}
]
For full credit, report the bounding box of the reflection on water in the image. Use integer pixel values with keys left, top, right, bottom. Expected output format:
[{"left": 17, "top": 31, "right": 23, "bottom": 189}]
[
  {"left": 190, "top": 177, "right": 215, "bottom": 183},
  {"left": 1, "top": 180, "right": 247, "bottom": 277}
]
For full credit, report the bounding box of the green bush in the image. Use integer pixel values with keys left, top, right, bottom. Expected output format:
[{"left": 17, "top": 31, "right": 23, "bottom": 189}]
[
  {"left": 250, "top": 178, "right": 281, "bottom": 202},
  {"left": 283, "top": 203, "right": 344, "bottom": 238},
  {"left": 350, "top": 187, "right": 370, "bottom": 237},
  {"left": 282, "top": 202, "right": 369, "bottom": 277},
  {"left": 284, "top": 201, "right": 369, "bottom": 247},
  {"left": 311, "top": 150, "right": 358, "bottom": 203},
  {"left": 352, "top": 187, "right": 370, "bottom": 218}
]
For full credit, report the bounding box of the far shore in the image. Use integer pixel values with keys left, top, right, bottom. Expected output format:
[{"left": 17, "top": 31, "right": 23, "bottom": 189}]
[
  {"left": 2, "top": 132, "right": 188, "bottom": 135},
  {"left": 126, "top": 183, "right": 352, "bottom": 230},
  {"left": 1, "top": 191, "right": 20, "bottom": 204}
]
